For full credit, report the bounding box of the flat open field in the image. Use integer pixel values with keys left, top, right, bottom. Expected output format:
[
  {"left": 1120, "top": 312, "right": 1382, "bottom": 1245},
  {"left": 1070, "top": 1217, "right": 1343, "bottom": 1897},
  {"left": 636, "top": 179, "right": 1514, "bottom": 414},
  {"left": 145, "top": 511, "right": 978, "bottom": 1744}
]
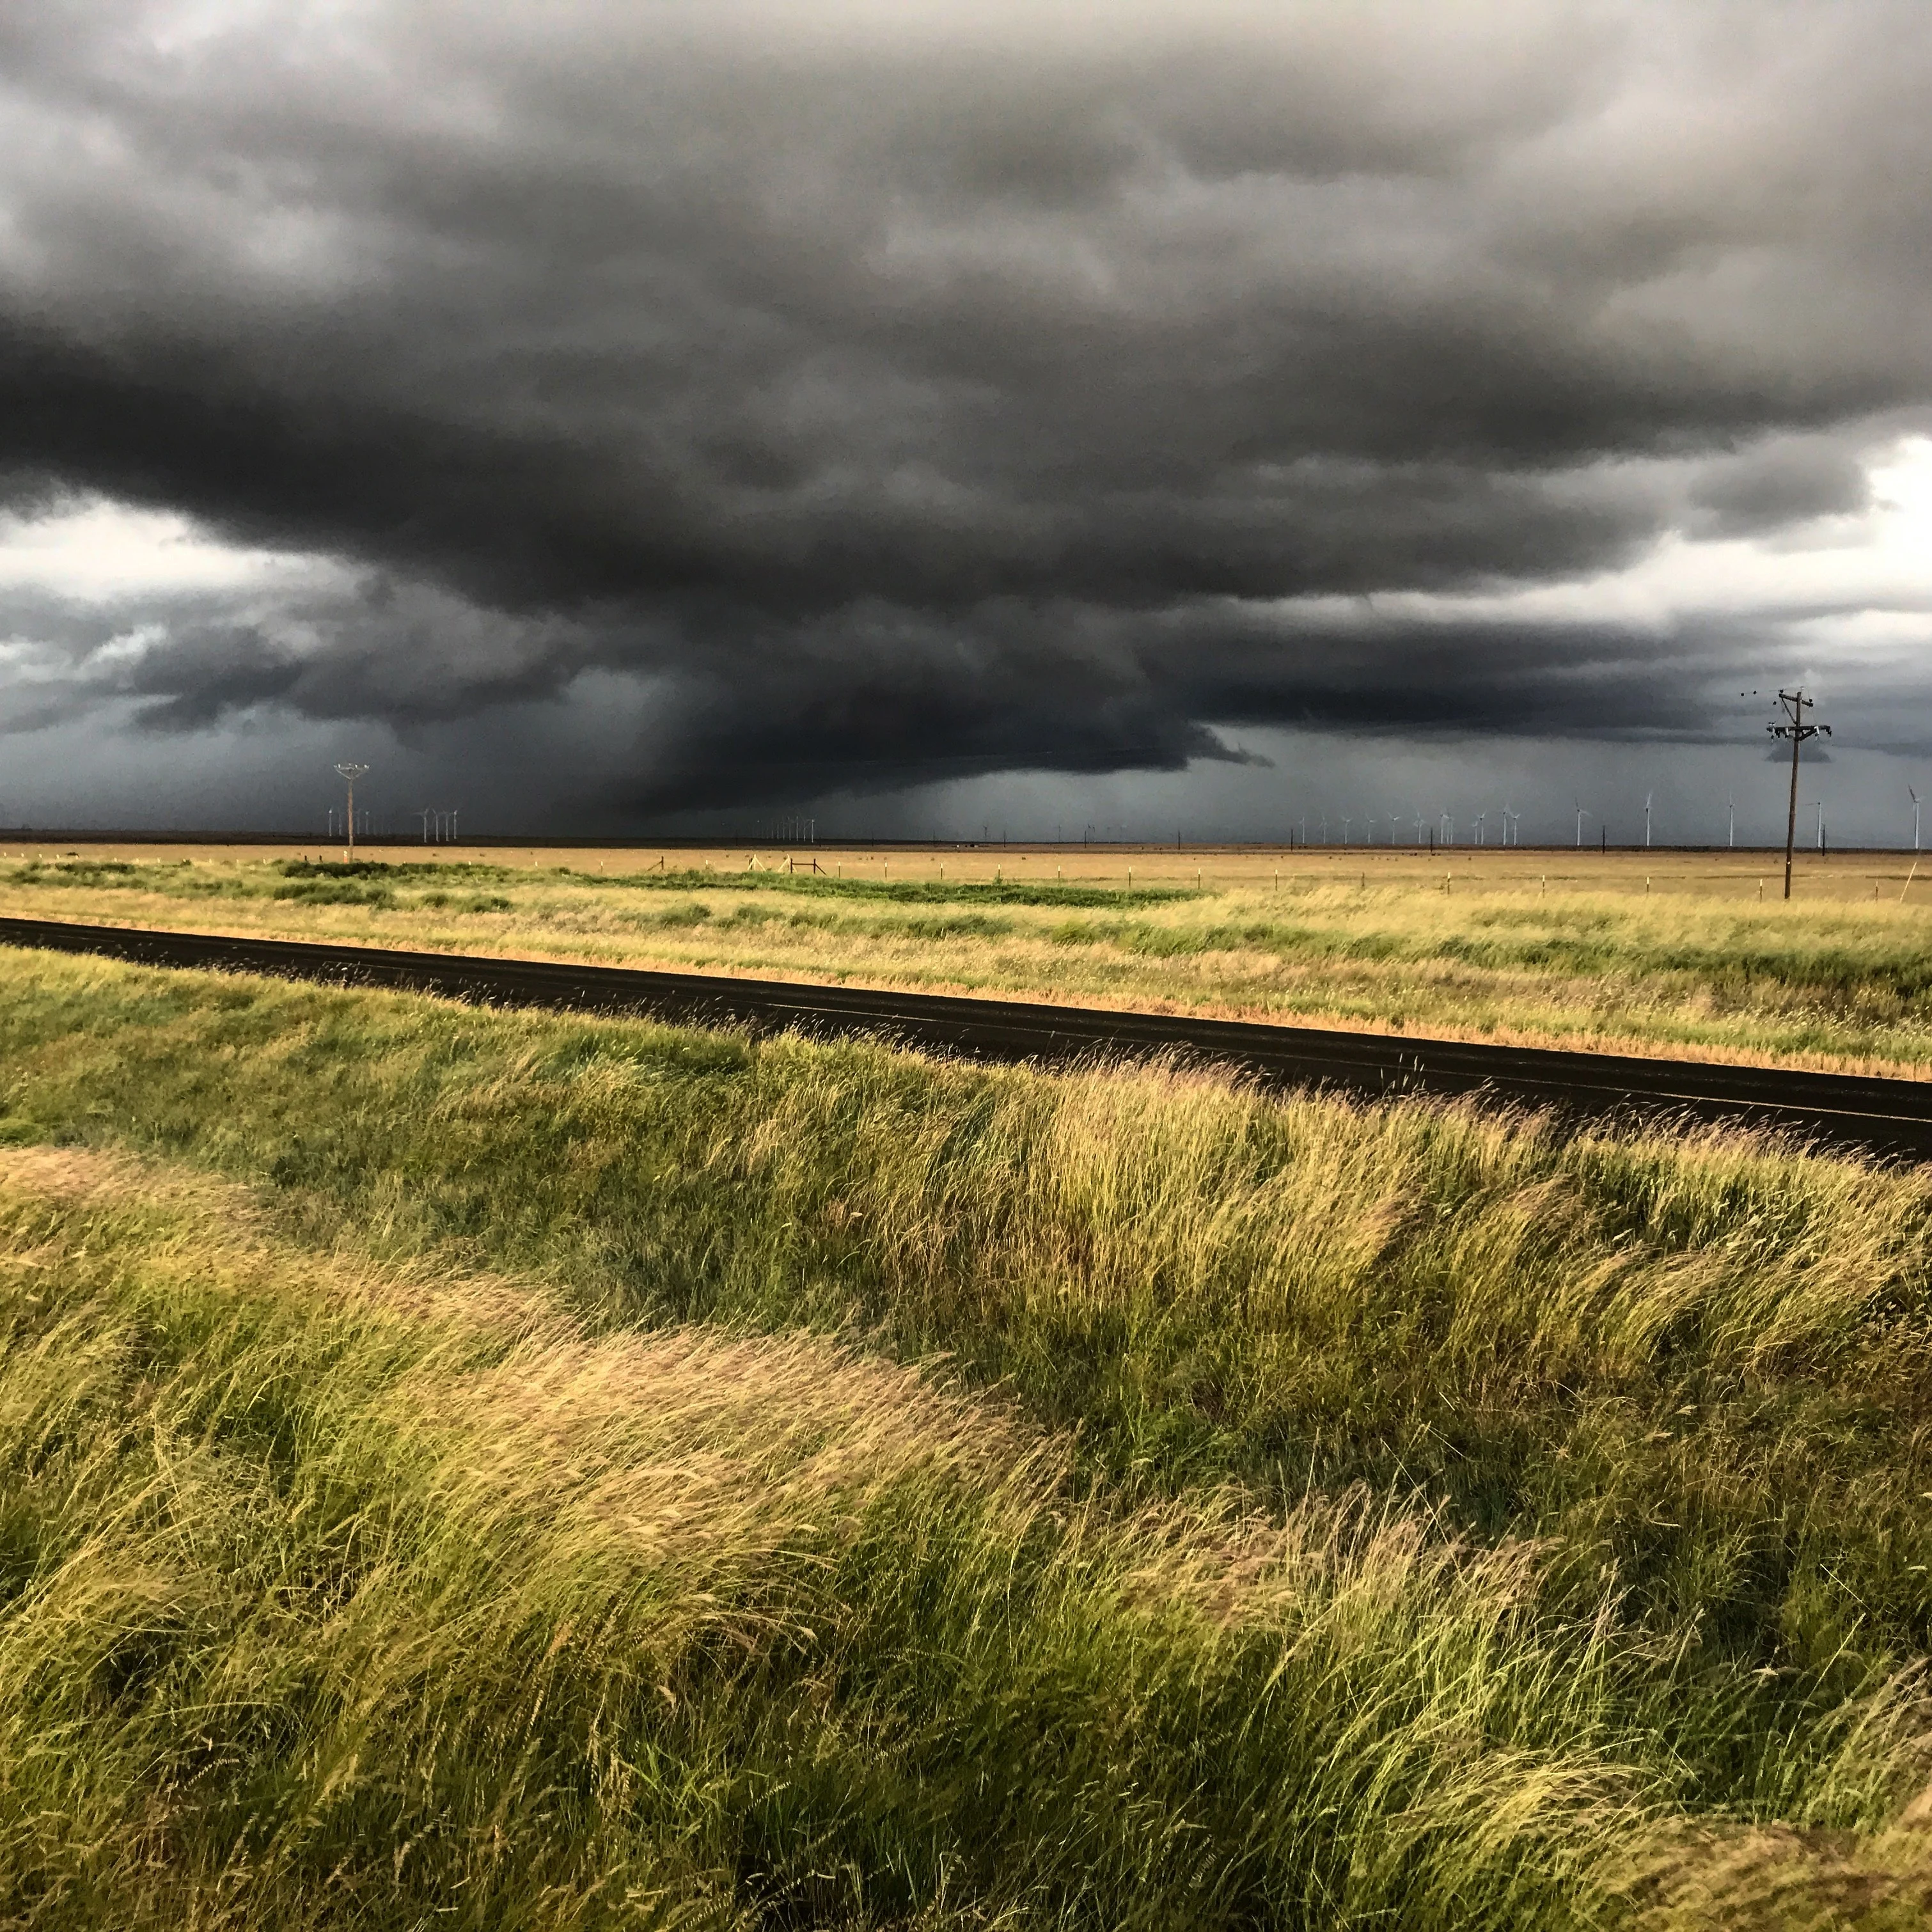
[
  {"left": 6, "top": 943, "right": 1932, "bottom": 1927},
  {"left": 6, "top": 842, "right": 1932, "bottom": 1074}
]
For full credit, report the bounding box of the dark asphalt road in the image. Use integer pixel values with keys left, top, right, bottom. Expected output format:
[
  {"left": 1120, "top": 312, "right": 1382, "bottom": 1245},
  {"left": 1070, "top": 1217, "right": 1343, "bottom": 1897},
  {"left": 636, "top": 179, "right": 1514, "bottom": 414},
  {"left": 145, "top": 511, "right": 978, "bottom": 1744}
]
[{"left": 4, "top": 913, "right": 1929, "bottom": 1159}]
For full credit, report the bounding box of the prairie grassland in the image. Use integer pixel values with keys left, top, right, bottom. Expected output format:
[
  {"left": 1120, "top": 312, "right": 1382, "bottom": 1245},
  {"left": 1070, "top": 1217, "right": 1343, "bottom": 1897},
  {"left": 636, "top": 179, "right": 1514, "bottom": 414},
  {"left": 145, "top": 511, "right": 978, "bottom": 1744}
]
[
  {"left": 0, "top": 1148, "right": 1659, "bottom": 1928},
  {"left": 6, "top": 946, "right": 1932, "bottom": 1923},
  {"left": 4, "top": 844, "right": 1932, "bottom": 1072}
]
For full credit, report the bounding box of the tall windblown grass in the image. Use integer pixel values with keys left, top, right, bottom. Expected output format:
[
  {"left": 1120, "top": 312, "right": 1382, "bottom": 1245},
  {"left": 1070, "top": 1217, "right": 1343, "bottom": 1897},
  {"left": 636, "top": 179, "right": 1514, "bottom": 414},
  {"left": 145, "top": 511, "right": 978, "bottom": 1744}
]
[
  {"left": 1, "top": 1155, "right": 1662, "bottom": 1928},
  {"left": 4, "top": 948, "right": 1932, "bottom": 1922}
]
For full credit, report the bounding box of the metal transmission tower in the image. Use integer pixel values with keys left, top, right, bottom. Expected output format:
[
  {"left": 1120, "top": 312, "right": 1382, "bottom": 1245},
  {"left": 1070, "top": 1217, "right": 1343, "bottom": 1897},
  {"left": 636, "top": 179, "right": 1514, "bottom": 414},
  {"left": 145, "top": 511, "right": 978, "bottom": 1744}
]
[
  {"left": 1767, "top": 689, "right": 1829, "bottom": 900},
  {"left": 334, "top": 764, "right": 370, "bottom": 859}
]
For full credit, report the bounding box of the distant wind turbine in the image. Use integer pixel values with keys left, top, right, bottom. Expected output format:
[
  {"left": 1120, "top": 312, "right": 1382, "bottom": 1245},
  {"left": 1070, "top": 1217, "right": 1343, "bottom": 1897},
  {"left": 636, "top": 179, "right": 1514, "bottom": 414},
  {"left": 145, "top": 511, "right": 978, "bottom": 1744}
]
[
  {"left": 1473, "top": 810, "right": 1486, "bottom": 846},
  {"left": 1726, "top": 794, "right": 1736, "bottom": 848},
  {"left": 1340, "top": 815, "right": 1352, "bottom": 844},
  {"left": 1913, "top": 787, "right": 1922, "bottom": 852},
  {"left": 1504, "top": 806, "right": 1521, "bottom": 846},
  {"left": 1644, "top": 792, "right": 1653, "bottom": 849},
  {"left": 1575, "top": 801, "right": 1591, "bottom": 847}
]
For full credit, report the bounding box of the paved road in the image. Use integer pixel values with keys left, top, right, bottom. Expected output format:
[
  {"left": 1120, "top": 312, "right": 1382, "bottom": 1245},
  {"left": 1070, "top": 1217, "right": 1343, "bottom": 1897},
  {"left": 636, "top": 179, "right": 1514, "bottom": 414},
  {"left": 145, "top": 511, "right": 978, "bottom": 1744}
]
[{"left": 4, "top": 912, "right": 1929, "bottom": 1159}]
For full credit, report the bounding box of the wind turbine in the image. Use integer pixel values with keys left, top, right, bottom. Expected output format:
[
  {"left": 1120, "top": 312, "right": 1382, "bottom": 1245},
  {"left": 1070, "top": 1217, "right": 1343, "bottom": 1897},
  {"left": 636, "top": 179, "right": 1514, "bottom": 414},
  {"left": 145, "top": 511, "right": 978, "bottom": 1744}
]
[
  {"left": 1412, "top": 809, "right": 1429, "bottom": 845},
  {"left": 1726, "top": 794, "right": 1736, "bottom": 848},
  {"left": 1808, "top": 800, "right": 1825, "bottom": 851},
  {"left": 1319, "top": 812, "right": 1329, "bottom": 844},
  {"left": 1575, "top": 801, "right": 1591, "bottom": 848},
  {"left": 1340, "top": 815, "right": 1352, "bottom": 844},
  {"left": 1912, "top": 787, "right": 1922, "bottom": 852},
  {"left": 1440, "top": 811, "right": 1455, "bottom": 845},
  {"left": 1473, "top": 810, "right": 1486, "bottom": 845},
  {"left": 1504, "top": 806, "right": 1521, "bottom": 846},
  {"left": 1644, "top": 792, "right": 1653, "bottom": 849}
]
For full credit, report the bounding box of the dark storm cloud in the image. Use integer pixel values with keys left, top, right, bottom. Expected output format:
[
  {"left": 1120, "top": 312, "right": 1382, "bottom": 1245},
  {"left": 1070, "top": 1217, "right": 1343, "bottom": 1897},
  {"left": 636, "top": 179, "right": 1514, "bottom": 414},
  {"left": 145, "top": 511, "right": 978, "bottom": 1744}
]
[
  {"left": 2, "top": 1, "right": 1931, "bottom": 811},
  {"left": 1685, "top": 436, "right": 1875, "bottom": 540}
]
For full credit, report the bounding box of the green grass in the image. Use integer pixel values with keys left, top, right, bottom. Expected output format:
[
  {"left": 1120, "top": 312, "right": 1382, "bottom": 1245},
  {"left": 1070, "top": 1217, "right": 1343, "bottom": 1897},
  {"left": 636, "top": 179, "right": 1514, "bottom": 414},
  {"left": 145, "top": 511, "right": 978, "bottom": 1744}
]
[
  {"left": 2, "top": 855, "right": 1182, "bottom": 910},
  {"left": 0, "top": 1161, "right": 1662, "bottom": 1928},
  {"left": 7, "top": 946, "right": 1932, "bottom": 1922},
  {"left": 10, "top": 852, "right": 1932, "bottom": 1071},
  {"left": 576, "top": 862, "right": 1193, "bottom": 907}
]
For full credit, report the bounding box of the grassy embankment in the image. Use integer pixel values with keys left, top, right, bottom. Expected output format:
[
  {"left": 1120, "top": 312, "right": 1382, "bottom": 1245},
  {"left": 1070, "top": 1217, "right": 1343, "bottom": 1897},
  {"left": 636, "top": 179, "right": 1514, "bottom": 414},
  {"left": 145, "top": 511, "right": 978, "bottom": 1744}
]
[
  {"left": 4, "top": 849, "right": 1932, "bottom": 1072},
  {"left": 6, "top": 946, "right": 1932, "bottom": 1924}
]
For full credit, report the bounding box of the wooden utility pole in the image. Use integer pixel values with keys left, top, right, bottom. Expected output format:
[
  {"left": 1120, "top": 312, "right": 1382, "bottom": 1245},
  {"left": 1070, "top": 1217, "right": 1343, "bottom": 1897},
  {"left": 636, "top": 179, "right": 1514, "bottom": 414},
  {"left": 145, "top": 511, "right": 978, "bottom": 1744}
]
[
  {"left": 334, "top": 763, "right": 369, "bottom": 860},
  {"left": 1768, "top": 692, "right": 1828, "bottom": 900}
]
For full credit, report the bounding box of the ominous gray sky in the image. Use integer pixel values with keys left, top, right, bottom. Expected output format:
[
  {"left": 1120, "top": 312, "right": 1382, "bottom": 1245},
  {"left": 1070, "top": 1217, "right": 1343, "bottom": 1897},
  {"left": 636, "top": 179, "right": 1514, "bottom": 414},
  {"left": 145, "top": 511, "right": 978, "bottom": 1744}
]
[{"left": 3, "top": 0, "right": 1931, "bottom": 838}]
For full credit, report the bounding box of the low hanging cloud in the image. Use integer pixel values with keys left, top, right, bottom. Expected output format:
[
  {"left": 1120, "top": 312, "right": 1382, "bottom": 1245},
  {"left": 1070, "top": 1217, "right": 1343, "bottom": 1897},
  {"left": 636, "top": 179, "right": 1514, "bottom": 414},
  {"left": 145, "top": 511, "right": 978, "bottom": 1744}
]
[{"left": 1, "top": 0, "right": 1931, "bottom": 820}]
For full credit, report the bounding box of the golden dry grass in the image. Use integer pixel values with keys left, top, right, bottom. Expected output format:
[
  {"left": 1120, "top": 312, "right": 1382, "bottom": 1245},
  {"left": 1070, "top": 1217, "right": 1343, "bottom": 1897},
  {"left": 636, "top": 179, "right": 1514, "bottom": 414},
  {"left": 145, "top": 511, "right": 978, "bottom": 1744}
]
[
  {"left": 9, "top": 945, "right": 1932, "bottom": 1923},
  {"left": 5, "top": 842, "right": 1932, "bottom": 1074},
  {"left": 0, "top": 1142, "right": 1663, "bottom": 1928}
]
